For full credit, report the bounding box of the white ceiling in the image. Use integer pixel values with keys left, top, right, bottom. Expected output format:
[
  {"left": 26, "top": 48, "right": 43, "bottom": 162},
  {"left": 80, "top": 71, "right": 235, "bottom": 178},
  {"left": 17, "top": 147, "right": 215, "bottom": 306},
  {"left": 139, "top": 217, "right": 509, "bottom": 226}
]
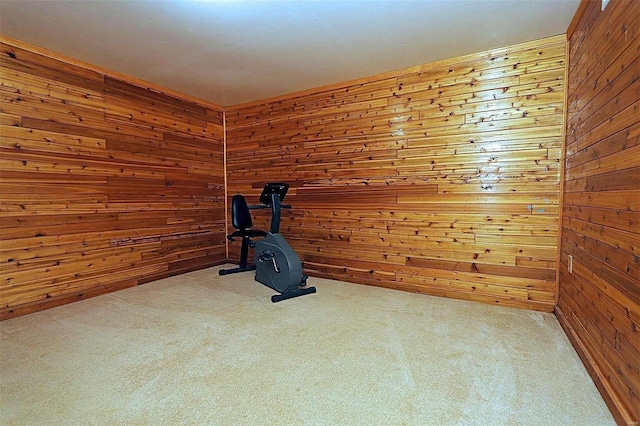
[{"left": 0, "top": 0, "right": 580, "bottom": 106}]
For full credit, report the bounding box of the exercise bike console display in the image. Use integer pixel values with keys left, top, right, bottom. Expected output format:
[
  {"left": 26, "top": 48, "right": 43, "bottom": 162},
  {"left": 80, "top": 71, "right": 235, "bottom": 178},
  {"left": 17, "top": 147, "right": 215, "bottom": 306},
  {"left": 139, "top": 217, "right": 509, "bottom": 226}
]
[
  {"left": 251, "top": 182, "right": 291, "bottom": 234},
  {"left": 259, "top": 182, "right": 289, "bottom": 206}
]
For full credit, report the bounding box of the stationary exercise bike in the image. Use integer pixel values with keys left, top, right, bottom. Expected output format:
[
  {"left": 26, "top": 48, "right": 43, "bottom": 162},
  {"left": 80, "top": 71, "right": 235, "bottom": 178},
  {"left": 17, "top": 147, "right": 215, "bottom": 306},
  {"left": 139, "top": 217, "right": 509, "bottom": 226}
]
[{"left": 219, "top": 183, "right": 316, "bottom": 302}]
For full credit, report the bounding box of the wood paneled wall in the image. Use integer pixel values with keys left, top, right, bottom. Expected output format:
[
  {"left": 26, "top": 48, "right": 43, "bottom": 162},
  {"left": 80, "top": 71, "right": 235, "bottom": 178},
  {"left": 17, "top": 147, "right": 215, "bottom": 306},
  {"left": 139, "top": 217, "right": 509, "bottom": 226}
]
[
  {"left": 555, "top": 0, "right": 640, "bottom": 424},
  {"left": 226, "top": 35, "right": 566, "bottom": 312},
  {"left": 0, "top": 37, "right": 226, "bottom": 319}
]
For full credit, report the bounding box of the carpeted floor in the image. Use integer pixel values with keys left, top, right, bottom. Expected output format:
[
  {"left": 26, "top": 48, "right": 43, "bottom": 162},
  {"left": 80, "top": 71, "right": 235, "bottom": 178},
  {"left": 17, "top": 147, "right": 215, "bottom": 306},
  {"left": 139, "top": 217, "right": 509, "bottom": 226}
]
[{"left": 0, "top": 266, "right": 615, "bottom": 425}]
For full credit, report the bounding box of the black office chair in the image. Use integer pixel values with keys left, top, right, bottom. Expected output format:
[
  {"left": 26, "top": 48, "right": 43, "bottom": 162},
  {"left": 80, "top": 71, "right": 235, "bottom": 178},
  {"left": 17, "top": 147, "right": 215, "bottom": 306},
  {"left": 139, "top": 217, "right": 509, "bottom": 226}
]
[{"left": 219, "top": 194, "right": 268, "bottom": 276}]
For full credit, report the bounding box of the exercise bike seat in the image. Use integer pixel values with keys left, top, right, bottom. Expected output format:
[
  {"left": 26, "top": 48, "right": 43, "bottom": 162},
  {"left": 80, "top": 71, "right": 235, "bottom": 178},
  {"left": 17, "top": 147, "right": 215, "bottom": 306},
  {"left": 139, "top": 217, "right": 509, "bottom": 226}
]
[
  {"left": 228, "top": 194, "right": 267, "bottom": 240},
  {"left": 219, "top": 194, "right": 267, "bottom": 276}
]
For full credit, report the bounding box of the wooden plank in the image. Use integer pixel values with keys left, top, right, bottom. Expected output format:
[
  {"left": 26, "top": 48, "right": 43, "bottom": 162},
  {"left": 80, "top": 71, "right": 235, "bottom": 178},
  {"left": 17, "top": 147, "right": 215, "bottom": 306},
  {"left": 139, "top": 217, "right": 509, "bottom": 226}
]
[
  {"left": 0, "top": 43, "right": 104, "bottom": 91},
  {"left": 104, "top": 76, "right": 210, "bottom": 117},
  {"left": 559, "top": 0, "right": 640, "bottom": 422},
  {"left": 0, "top": 38, "right": 226, "bottom": 318},
  {"left": 225, "top": 34, "right": 565, "bottom": 313}
]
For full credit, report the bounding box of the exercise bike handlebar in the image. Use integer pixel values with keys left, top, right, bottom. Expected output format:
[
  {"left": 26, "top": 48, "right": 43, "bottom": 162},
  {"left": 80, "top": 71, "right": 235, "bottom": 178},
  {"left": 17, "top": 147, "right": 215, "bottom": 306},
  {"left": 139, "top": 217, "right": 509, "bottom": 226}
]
[{"left": 249, "top": 188, "right": 291, "bottom": 234}]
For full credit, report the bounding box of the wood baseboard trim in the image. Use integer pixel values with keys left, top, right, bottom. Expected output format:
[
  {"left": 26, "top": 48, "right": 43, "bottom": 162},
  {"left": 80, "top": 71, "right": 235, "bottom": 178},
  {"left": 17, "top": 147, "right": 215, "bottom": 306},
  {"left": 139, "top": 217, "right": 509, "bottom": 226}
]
[
  {"left": 0, "top": 261, "right": 226, "bottom": 321},
  {"left": 1, "top": 280, "right": 139, "bottom": 321},
  {"left": 554, "top": 305, "right": 637, "bottom": 426}
]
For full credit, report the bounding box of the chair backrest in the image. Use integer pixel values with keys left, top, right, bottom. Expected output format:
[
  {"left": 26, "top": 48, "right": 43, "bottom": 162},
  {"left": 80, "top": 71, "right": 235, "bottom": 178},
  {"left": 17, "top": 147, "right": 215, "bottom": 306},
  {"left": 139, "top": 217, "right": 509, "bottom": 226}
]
[{"left": 231, "top": 194, "right": 253, "bottom": 230}]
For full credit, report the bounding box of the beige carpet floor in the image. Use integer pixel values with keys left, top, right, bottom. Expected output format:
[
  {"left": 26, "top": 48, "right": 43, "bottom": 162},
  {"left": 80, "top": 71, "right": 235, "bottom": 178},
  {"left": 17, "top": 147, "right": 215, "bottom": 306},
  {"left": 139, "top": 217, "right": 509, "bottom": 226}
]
[{"left": 1, "top": 265, "right": 615, "bottom": 425}]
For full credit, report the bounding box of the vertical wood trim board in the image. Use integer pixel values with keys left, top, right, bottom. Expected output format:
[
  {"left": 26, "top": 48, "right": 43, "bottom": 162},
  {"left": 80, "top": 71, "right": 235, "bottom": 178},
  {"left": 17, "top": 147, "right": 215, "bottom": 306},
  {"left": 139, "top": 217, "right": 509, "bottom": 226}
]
[
  {"left": 226, "top": 35, "right": 567, "bottom": 312},
  {"left": 556, "top": 0, "right": 640, "bottom": 424},
  {"left": 223, "top": 110, "right": 229, "bottom": 261},
  {"left": 0, "top": 36, "right": 227, "bottom": 319},
  {"left": 555, "top": 40, "right": 572, "bottom": 306}
]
